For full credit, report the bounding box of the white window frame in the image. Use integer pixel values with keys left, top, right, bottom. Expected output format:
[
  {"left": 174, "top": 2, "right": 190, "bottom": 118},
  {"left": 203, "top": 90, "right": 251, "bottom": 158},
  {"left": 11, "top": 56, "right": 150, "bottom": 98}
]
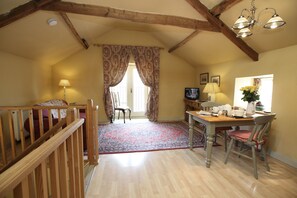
[{"left": 233, "top": 74, "right": 273, "bottom": 112}]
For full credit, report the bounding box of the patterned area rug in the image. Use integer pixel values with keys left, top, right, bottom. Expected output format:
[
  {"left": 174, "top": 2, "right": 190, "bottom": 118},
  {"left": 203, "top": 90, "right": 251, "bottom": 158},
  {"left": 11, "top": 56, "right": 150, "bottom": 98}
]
[{"left": 99, "top": 121, "right": 205, "bottom": 154}]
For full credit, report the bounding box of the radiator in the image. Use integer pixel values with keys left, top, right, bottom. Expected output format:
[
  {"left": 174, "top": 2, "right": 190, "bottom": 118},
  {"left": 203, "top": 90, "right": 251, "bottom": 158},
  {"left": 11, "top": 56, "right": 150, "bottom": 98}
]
[{"left": 11, "top": 110, "right": 29, "bottom": 141}]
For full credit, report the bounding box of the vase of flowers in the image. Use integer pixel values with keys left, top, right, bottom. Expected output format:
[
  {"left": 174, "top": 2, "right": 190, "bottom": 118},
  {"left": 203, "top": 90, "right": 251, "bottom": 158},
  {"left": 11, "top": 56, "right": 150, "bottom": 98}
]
[{"left": 240, "top": 85, "right": 260, "bottom": 115}]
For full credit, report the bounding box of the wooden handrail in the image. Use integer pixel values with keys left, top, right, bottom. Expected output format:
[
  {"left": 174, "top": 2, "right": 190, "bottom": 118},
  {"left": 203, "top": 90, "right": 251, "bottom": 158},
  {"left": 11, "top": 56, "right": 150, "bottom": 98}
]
[
  {"left": 0, "top": 118, "right": 66, "bottom": 174},
  {"left": 0, "top": 99, "right": 99, "bottom": 172},
  {"left": 0, "top": 118, "right": 84, "bottom": 196},
  {"left": 0, "top": 104, "right": 86, "bottom": 110}
]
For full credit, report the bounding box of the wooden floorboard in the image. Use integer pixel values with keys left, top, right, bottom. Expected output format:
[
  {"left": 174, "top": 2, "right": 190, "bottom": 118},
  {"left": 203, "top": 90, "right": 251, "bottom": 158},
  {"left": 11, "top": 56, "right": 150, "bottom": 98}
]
[{"left": 86, "top": 145, "right": 297, "bottom": 198}]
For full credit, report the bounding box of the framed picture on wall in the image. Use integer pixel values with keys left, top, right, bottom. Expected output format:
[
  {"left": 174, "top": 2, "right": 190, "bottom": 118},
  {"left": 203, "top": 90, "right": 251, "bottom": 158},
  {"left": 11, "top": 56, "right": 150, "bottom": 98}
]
[
  {"left": 211, "top": 75, "right": 220, "bottom": 87},
  {"left": 200, "top": 73, "right": 209, "bottom": 85}
]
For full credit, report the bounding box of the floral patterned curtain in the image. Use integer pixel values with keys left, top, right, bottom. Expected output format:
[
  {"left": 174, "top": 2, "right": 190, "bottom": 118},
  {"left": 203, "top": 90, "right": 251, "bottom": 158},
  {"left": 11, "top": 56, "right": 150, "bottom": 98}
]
[
  {"left": 102, "top": 45, "right": 160, "bottom": 122},
  {"left": 132, "top": 47, "right": 160, "bottom": 121},
  {"left": 102, "top": 45, "right": 131, "bottom": 121}
]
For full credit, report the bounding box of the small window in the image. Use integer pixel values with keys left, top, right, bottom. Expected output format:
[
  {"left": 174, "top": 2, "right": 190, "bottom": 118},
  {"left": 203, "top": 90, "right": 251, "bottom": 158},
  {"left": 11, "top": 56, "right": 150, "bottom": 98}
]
[{"left": 234, "top": 74, "right": 273, "bottom": 112}]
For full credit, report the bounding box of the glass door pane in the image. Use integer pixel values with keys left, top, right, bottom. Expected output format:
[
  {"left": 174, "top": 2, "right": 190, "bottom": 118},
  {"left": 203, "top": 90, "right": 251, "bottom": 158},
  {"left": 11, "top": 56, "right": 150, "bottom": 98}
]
[
  {"left": 133, "top": 67, "right": 147, "bottom": 112},
  {"left": 110, "top": 74, "right": 128, "bottom": 106},
  {"left": 110, "top": 63, "right": 148, "bottom": 118}
]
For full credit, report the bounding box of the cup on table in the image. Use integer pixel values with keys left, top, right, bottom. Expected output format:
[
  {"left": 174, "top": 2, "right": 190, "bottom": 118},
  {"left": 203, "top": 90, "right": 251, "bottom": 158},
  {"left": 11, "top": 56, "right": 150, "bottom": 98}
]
[
  {"left": 234, "top": 109, "right": 244, "bottom": 117},
  {"left": 227, "top": 110, "right": 233, "bottom": 117},
  {"left": 212, "top": 106, "right": 219, "bottom": 113}
]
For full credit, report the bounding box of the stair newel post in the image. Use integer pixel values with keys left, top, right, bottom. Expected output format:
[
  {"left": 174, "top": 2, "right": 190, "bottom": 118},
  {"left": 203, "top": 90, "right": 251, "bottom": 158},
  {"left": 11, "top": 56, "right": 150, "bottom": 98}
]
[
  {"left": 93, "top": 104, "right": 99, "bottom": 164},
  {"left": 86, "top": 99, "right": 99, "bottom": 165},
  {"left": 66, "top": 107, "right": 78, "bottom": 125}
]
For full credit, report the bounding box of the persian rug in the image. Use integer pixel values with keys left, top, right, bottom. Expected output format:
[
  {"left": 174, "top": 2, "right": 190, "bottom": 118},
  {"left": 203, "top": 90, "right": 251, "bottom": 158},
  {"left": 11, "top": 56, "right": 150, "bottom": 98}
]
[{"left": 98, "top": 121, "right": 208, "bottom": 154}]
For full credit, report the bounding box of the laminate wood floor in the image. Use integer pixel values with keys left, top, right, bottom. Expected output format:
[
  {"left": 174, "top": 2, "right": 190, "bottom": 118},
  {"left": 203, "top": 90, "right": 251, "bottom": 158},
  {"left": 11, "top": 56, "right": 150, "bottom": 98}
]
[{"left": 86, "top": 146, "right": 297, "bottom": 198}]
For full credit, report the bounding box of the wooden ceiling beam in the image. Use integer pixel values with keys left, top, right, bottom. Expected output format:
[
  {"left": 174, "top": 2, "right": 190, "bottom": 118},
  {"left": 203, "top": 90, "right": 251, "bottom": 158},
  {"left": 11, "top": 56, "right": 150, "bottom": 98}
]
[
  {"left": 185, "top": 0, "right": 258, "bottom": 61},
  {"left": 211, "top": 0, "right": 243, "bottom": 16},
  {"left": 168, "top": 30, "right": 200, "bottom": 53},
  {"left": 60, "top": 12, "right": 89, "bottom": 49},
  {"left": 42, "top": 1, "right": 219, "bottom": 32},
  {"left": 0, "top": 0, "right": 59, "bottom": 28}
]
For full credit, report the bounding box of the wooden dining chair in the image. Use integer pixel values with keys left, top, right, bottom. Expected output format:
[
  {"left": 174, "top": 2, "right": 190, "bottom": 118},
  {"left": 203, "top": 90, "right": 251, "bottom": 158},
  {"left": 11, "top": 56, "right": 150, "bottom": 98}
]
[
  {"left": 201, "top": 102, "right": 232, "bottom": 151},
  {"left": 201, "top": 101, "right": 219, "bottom": 112},
  {"left": 110, "top": 91, "right": 131, "bottom": 123},
  {"left": 224, "top": 113, "right": 276, "bottom": 179}
]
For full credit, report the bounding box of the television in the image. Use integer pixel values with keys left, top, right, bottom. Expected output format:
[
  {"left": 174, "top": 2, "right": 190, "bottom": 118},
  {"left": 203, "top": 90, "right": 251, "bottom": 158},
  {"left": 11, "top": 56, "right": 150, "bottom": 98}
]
[{"left": 185, "top": 88, "right": 200, "bottom": 100}]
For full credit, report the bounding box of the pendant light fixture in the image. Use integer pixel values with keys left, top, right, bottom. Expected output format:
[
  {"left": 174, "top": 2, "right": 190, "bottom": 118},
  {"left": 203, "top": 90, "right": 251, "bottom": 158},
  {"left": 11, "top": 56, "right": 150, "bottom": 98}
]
[{"left": 232, "top": 0, "right": 286, "bottom": 38}]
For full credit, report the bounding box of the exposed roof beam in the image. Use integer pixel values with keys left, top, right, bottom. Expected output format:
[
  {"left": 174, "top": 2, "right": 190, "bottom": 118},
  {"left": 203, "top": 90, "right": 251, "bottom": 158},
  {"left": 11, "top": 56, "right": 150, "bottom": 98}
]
[
  {"left": 0, "top": 0, "right": 59, "bottom": 28},
  {"left": 211, "top": 0, "right": 243, "bottom": 16},
  {"left": 185, "top": 0, "right": 258, "bottom": 61},
  {"left": 42, "top": 1, "right": 219, "bottom": 32},
  {"left": 60, "top": 12, "right": 89, "bottom": 49},
  {"left": 168, "top": 30, "right": 200, "bottom": 53}
]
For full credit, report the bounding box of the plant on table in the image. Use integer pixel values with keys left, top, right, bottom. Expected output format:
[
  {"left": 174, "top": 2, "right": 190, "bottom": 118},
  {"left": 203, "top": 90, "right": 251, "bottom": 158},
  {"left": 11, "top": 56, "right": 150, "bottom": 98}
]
[{"left": 240, "top": 85, "right": 260, "bottom": 102}]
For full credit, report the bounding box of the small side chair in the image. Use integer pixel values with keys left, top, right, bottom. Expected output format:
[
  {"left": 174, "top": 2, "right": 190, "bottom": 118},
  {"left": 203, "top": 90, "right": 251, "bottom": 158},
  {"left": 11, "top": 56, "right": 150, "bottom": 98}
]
[
  {"left": 111, "top": 91, "right": 131, "bottom": 123},
  {"left": 224, "top": 113, "right": 276, "bottom": 179}
]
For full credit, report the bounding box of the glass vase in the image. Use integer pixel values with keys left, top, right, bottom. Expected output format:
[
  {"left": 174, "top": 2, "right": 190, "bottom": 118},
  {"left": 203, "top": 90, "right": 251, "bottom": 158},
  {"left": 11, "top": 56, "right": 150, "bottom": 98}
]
[{"left": 246, "top": 102, "right": 256, "bottom": 116}]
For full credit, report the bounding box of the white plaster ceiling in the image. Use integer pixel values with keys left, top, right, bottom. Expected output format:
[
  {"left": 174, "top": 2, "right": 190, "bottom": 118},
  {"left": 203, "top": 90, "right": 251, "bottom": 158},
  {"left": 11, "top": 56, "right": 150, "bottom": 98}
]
[{"left": 0, "top": 0, "right": 296, "bottom": 66}]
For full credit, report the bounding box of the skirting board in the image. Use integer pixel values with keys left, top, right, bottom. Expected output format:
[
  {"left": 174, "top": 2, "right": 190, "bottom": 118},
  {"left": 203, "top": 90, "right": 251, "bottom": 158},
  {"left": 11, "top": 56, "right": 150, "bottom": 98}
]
[{"left": 269, "top": 150, "right": 297, "bottom": 169}]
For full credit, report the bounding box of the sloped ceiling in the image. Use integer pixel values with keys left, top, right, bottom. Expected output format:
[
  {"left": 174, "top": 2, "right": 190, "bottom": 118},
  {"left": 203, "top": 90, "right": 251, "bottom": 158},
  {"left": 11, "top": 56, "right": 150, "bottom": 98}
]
[{"left": 0, "top": 0, "right": 296, "bottom": 66}]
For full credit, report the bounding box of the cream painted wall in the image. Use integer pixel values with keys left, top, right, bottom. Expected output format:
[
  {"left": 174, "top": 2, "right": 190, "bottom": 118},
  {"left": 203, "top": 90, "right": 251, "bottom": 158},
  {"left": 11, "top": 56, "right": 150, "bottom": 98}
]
[
  {"left": 52, "top": 29, "right": 197, "bottom": 123},
  {"left": 0, "top": 51, "right": 52, "bottom": 105},
  {"left": 196, "top": 45, "right": 297, "bottom": 167},
  {"left": 158, "top": 52, "right": 197, "bottom": 121},
  {"left": 0, "top": 51, "right": 52, "bottom": 148}
]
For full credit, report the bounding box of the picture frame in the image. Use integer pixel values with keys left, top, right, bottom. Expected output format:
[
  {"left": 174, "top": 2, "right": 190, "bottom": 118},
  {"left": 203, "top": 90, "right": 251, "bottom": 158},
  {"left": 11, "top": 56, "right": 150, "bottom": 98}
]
[
  {"left": 211, "top": 75, "right": 220, "bottom": 87},
  {"left": 200, "top": 73, "right": 209, "bottom": 85}
]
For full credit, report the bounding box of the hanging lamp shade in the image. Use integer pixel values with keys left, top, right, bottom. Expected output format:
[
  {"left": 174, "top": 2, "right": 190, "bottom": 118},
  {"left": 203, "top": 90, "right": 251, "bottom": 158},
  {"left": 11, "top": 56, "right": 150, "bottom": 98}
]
[
  {"left": 232, "top": 15, "right": 250, "bottom": 30},
  {"left": 264, "top": 14, "right": 286, "bottom": 29},
  {"left": 236, "top": 28, "right": 253, "bottom": 38}
]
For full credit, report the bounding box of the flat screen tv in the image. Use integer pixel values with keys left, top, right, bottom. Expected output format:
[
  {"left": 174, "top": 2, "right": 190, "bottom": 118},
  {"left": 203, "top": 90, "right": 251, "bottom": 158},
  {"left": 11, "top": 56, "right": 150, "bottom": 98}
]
[{"left": 185, "top": 88, "right": 200, "bottom": 100}]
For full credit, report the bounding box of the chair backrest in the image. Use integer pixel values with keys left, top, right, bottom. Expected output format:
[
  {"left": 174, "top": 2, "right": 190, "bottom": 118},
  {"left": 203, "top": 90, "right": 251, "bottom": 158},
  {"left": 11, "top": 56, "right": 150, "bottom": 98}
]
[
  {"left": 249, "top": 113, "right": 276, "bottom": 144},
  {"left": 110, "top": 91, "right": 120, "bottom": 108},
  {"left": 201, "top": 101, "right": 219, "bottom": 111}
]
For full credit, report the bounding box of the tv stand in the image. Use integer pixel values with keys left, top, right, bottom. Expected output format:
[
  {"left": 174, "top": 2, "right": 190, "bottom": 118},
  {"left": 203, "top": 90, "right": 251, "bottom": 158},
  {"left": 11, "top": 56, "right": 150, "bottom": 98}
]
[{"left": 184, "top": 99, "right": 203, "bottom": 121}]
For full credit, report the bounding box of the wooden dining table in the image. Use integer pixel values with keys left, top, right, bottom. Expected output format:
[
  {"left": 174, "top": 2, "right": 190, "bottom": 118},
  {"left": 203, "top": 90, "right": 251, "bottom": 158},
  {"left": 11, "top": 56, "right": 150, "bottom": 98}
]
[{"left": 187, "top": 111, "right": 257, "bottom": 168}]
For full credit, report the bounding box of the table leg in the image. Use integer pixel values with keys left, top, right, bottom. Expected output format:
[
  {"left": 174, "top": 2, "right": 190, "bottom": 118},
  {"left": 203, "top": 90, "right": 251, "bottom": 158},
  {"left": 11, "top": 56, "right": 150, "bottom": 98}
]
[
  {"left": 205, "top": 123, "right": 215, "bottom": 168},
  {"left": 188, "top": 114, "right": 193, "bottom": 149}
]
